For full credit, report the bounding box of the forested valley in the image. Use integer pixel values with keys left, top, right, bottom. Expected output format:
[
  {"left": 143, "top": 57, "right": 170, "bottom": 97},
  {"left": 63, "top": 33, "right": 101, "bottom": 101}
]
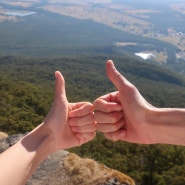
[{"left": 0, "top": 54, "right": 185, "bottom": 185}]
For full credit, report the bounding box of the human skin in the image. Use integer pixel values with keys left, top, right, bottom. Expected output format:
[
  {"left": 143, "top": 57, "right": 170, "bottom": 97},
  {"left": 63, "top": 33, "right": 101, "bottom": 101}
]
[
  {"left": 0, "top": 71, "right": 96, "bottom": 185},
  {"left": 94, "top": 60, "right": 185, "bottom": 146}
]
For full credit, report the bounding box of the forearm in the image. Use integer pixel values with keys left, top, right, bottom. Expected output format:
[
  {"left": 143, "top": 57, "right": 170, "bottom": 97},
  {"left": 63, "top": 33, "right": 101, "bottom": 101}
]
[
  {"left": 151, "top": 108, "right": 185, "bottom": 146},
  {"left": 0, "top": 123, "right": 55, "bottom": 185}
]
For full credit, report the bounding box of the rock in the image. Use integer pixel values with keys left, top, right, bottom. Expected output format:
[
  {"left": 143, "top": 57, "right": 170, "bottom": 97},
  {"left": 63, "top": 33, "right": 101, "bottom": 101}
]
[
  {"left": 0, "top": 134, "right": 135, "bottom": 185},
  {"left": 0, "top": 133, "right": 26, "bottom": 153},
  {"left": 0, "top": 137, "right": 9, "bottom": 153},
  {"left": 0, "top": 131, "right": 8, "bottom": 139},
  {"left": 63, "top": 153, "right": 135, "bottom": 185},
  {"left": 27, "top": 150, "right": 73, "bottom": 185}
]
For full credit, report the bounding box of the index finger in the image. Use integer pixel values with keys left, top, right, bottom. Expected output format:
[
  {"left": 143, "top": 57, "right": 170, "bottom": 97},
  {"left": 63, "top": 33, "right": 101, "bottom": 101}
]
[
  {"left": 69, "top": 102, "right": 93, "bottom": 118},
  {"left": 93, "top": 92, "right": 122, "bottom": 113}
]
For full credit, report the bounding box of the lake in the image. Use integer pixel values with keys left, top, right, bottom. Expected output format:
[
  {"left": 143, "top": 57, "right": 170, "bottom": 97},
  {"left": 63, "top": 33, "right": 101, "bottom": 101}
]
[
  {"left": 5, "top": 11, "right": 36, "bottom": 17},
  {"left": 135, "top": 52, "right": 155, "bottom": 60}
]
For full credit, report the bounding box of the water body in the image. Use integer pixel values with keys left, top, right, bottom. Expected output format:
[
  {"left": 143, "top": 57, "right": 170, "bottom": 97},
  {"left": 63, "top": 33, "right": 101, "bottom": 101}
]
[
  {"left": 135, "top": 52, "right": 155, "bottom": 60},
  {"left": 5, "top": 11, "right": 36, "bottom": 17}
]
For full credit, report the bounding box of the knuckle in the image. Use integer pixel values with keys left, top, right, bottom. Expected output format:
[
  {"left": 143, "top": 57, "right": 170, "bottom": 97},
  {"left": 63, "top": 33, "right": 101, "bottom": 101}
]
[
  {"left": 85, "top": 102, "right": 93, "bottom": 110},
  {"left": 93, "top": 99, "right": 100, "bottom": 108}
]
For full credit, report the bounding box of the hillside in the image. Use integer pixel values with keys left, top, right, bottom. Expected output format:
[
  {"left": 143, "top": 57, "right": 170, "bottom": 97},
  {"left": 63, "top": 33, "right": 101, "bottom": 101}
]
[
  {"left": 2, "top": 0, "right": 185, "bottom": 47},
  {"left": 0, "top": 1, "right": 181, "bottom": 54},
  {"left": 0, "top": 8, "right": 177, "bottom": 59},
  {"left": 1, "top": 0, "right": 185, "bottom": 77},
  {"left": 0, "top": 54, "right": 185, "bottom": 134}
]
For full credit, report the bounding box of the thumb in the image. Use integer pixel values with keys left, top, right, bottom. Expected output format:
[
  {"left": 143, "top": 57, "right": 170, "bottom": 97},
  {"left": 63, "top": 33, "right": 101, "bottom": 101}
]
[
  {"left": 106, "top": 60, "right": 129, "bottom": 91},
  {"left": 54, "top": 71, "right": 67, "bottom": 100}
]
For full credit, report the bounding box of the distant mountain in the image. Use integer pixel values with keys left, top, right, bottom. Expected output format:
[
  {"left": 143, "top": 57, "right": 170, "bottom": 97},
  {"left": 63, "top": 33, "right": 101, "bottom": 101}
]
[{"left": 0, "top": 0, "right": 185, "bottom": 75}]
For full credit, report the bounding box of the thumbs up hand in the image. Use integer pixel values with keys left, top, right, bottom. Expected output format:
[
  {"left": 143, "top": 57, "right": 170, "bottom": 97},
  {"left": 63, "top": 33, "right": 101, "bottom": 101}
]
[
  {"left": 44, "top": 71, "right": 96, "bottom": 151},
  {"left": 94, "top": 60, "right": 155, "bottom": 144}
]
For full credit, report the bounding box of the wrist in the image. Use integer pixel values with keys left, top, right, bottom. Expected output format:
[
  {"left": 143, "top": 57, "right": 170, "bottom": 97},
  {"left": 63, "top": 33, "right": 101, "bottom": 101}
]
[
  {"left": 149, "top": 108, "right": 185, "bottom": 145},
  {"left": 22, "top": 123, "right": 56, "bottom": 160},
  {"left": 147, "top": 107, "right": 163, "bottom": 144}
]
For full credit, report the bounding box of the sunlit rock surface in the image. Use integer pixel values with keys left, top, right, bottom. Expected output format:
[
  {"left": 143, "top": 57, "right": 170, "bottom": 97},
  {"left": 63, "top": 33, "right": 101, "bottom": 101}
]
[{"left": 0, "top": 134, "right": 135, "bottom": 185}]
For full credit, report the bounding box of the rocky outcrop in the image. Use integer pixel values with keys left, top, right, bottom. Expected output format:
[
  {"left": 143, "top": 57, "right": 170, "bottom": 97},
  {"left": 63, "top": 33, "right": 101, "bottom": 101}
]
[
  {"left": 63, "top": 153, "right": 135, "bottom": 185},
  {"left": 0, "top": 134, "right": 135, "bottom": 185},
  {"left": 0, "top": 133, "right": 26, "bottom": 153}
]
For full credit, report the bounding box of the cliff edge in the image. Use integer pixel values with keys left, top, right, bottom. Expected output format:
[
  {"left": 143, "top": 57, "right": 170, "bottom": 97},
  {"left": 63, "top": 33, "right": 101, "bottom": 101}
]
[{"left": 0, "top": 133, "right": 135, "bottom": 185}]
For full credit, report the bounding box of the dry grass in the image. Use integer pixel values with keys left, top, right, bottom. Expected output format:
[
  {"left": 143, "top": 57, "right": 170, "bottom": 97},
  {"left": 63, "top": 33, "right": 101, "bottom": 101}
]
[
  {"left": 1, "top": 0, "right": 40, "bottom": 7},
  {"left": 43, "top": 5, "right": 151, "bottom": 33},
  {"left": 0, "top": 132, "right": 8, "bottom": 139},
  {"left": 64, "top": 153, "right": 135, "bottom": 185}
]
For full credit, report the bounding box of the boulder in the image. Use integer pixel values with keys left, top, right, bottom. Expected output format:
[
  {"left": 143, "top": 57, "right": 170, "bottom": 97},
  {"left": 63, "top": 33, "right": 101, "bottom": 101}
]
[{"left": 0, "top": 134, "right": 135, "bottom": 185}]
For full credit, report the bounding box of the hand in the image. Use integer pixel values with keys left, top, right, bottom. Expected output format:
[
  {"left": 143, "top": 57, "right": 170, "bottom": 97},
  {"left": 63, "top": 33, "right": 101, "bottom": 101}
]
[
  {"left": 69, "top": 102, "right": 97, "bottom": 144},
  {"left": 94, "top": 60, "right": 155, "bottom": 144},
  {"left": 44, "top": 71, "right": 96, "bottom": 151}
]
